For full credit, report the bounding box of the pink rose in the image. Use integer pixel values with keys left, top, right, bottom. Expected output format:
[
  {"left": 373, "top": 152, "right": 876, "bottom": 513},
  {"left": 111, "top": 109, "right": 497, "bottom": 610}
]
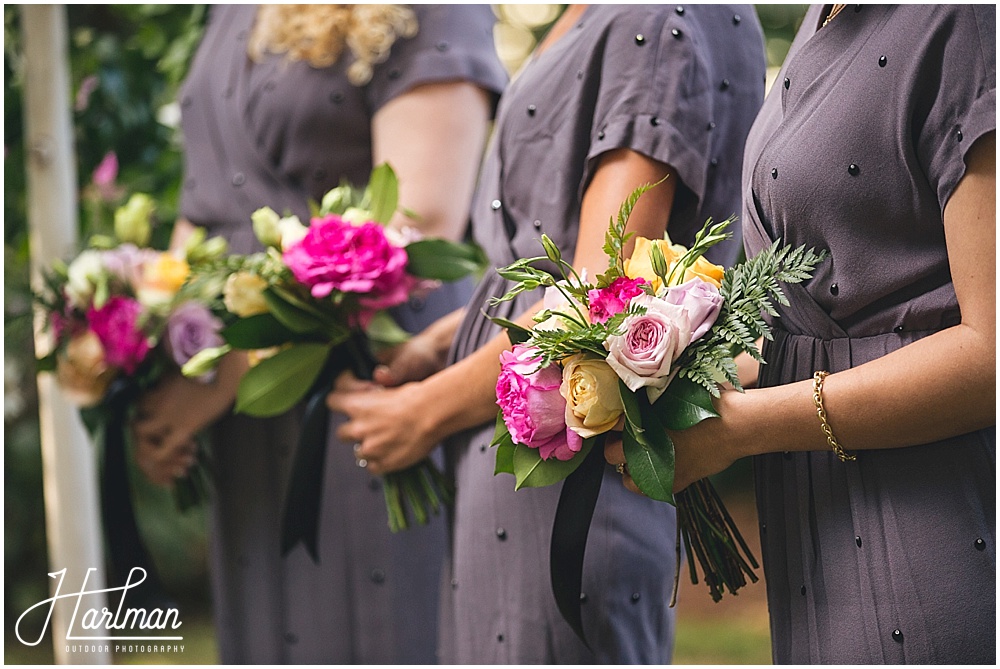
[
  {"left": 588, "top": 276, "right": 647, "bottom": 324},
  {"left": 166, "top": 301, "right": 224, "bottom": 381},
  {"left": 496, "top": 344, "right": 583, "bottom": 461},
  {"left": 662, "top": 278, "right": 723, "bottom": 342},
  {"left": 604, "top": 294, "right": 692, "bottom": 399},
  {"left": 100, "top": 243, "right": 159, "bottom": 287},
  {"left": 87, "top": 296, "right": 151, "bottom": 375},
  {"left": 282, "top": 215, "right": 415, "bottom": 308}
]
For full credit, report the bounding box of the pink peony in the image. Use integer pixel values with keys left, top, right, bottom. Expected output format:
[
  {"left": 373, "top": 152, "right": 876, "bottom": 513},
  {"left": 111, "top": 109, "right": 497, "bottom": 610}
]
[
  {"left": 662, "top": 278, "right": 723, "bottom": 342},
  {"left": 282, "top": 215, "right": 415, "bottom": 308},
  {"left": 496, "top": 344, "right": 583, "bottom": 461},
  {"left": 87, "top": 296, "right": 151, "bottom": 375},
  {"left": 588, "top": 276, "right": 647, "bottom": 324},
  {"left": 165, "top": 301, "right": 224, "bottom": 381}
]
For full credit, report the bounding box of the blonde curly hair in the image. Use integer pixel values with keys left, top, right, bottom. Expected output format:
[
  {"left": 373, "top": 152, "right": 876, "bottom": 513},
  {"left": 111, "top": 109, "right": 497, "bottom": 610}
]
[{"left": 248, "top": 4, "right": 418, "bottom": 85}]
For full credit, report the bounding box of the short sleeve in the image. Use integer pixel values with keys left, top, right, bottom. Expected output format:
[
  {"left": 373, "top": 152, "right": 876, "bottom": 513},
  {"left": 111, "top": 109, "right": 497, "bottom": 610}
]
[
  {"left": 582, "top": 8, "right": 714, "bottom": 202},
  {"left": 365, "top": 5, "right": 508, "bottom": 114},
  {"left": 916, "top": 5, "right": 996, "bottom": 212}
]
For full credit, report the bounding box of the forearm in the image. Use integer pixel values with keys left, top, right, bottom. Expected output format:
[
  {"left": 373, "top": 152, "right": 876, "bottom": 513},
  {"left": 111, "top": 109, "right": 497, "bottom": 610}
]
[{"left": 724, "top": 323, "right": 995, "bottom": 459}]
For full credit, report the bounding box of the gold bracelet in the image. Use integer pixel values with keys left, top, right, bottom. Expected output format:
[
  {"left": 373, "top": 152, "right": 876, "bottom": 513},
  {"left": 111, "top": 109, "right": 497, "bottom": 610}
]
[{"left": 812, "top": 371, "right": 856, "bottom": 462}]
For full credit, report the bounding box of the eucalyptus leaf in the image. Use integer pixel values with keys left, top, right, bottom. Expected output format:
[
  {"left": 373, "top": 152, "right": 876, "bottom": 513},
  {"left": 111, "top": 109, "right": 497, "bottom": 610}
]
[
  {"left": 235, "top": 343, "right": 331, "bottom": 417},
  {"left": 656, "top": 376, "right": 719, "bottom": 431},
  {"left": 513, "top": 438, "right": 594, "bottom": 490}
]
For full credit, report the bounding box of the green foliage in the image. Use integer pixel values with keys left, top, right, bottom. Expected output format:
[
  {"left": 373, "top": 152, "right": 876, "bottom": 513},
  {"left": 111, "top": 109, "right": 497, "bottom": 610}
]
[
  {"left": 679, "top": 240, "right": 827, "bottom": 395},
  {"left": 235, "top": 343, "right": 332, "bottom": 417}
]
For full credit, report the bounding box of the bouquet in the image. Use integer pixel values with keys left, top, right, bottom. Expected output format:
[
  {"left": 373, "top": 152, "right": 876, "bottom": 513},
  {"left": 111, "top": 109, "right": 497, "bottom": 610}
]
[
  {"left": 185, "top": 164, "right": 485, "bottom": 556},
  {"left": 34, "top": 192, "right": 229, "bottom": 600},
  {"left": 487, "top": 183, "right": 825, "bottom": 640}
]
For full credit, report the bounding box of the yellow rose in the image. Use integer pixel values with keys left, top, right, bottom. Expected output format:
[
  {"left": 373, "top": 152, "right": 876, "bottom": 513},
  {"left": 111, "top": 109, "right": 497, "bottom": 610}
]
[
  {"left": 55, "top": 330, "right": 116, "bottom": 407},
  {"left": 137, "top": 253, "right": 189, "bottom": 308},
  {"left": 560, "top": 354, "right": 624, "bottom": 438},
  {"left": 685, "top": 255, "right": 724, "bottom": 288},
  {"left": 223, "top": 272, "right": 269, "bottom": 317},
  {"left": 624, "top": 236, "right": 683, "bottom": 293}
]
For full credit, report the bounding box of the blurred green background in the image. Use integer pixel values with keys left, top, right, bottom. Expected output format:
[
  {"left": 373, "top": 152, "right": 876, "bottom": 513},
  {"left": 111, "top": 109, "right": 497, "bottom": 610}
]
[{"left": 4, "top": 5, "right": 807, "bottom": 664}]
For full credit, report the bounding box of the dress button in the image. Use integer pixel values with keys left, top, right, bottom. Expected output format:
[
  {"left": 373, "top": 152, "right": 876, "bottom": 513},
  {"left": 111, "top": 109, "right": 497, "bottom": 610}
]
[
  {"left": 451, "top": 579, "right": 459, "bottom": 590},
  {"left": 371, "top": 569, "right": 386, "bottom": 584},
  {"left": 782, "top": 451, "right": 792, "bottom": 460},
  {"left": 878, "top": 55, "right": 887, "bottom": 68},
  {"left": 436, "top": 41, "right": 449, "bottom": 52},
  {"left": 408, "top": 295, "right": 425, "bottom": 310},
  {"left": 771, "top": 168, "right": 778, "bottom": 179},
  {"left": 957, "top": 129, "right": 964, "bottom": 142},
  {"left": 329, "top": 91, "right": 345, "bottom": 104},
  {"left": 580, "top": 593, "right": 588, "bottom": 603},
  {"left": 479, "top": 444, "right": 487, "bottom": 453},
  {"left": 634, "top": 34, "right": 646, "bottom": 45},
  {"left": 830, "top": 283, "right": 839, "bottom": 296},
  {"left": 181, "top": 96, "right": 193, "bottom": 108},
  {"left": 264, "top": 80, "right": 276, "bottom": 91},
  {"left": 893, "top": 325, "right": 904, "bottom": 333},
  {"left": 671, "top": 28, "right": 683, "bottom": 39},
  {"left": 597, "top": 131, "right": 605, "bottom": 140},
  {"left": 491, "top": 199, "right": 502, "bottom": 210},
  {"left": 706, "top": 121, "right": 716, "bottom": 131},
  {"left": 532, "top": 220, "right": 542, "bottom": 229},
  {"left": 527, "top": 104, "right": 537, "bottom": 117},
  {"left": 856, "top": 536, "right": 863, "bottom": 547},
  {"left": 577, "top": 70, "right": 584, "bottom": 80},
  {"left": 631, "top": 592, "right": 641, "bottom": 603},
  {"left": 892, "top": 629, "right": 903, "bottom": 643},
  {"left": 236, "top": 29, "right": 248, "bottom": 41},
  {"left": 720, "top": 79, "right": 730, "bottom": 91},
  {"left": 975, "top": 538, "right": 986, "bottom": 550},
  {"left": 710, "top": 158, "right": 719, "bottom": 168},
  {"left": 848, "top": 163, "right": 860, "bottom": 176},
  {"left": 783, "top": 77, "right": 790, "bottom": 90},
  {"left": 675, "top": 6, "right": 685, "bottom": 16},
  {"left": 650, "top": 116, "right": 661, "bottom": 126},
  {"left": 388, "top": 68, "right": 401, "bottom": 80},
  {"left": 761, "top": 523, "right": 767, "bottom": 535},
  {"left": 497, "top": 634, "right": 505, "bottom": 642},
  {"left": 496, "top": 528, "right": 507, "bottom": 540},
  {"left": 232, "top": 172, "right": 246, "bottom": 187},
  {"left": 733, "top": 14, "right": 741, "bottom": 25},
  {"left": 800, "top": 585, "right": 807, "bottom": 596}
]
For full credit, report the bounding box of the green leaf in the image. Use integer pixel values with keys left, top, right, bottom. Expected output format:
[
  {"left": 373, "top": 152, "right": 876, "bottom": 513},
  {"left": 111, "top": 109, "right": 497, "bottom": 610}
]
[
  {"left": 623, "top": 413, "right": 675, "bottom": 504},
  {"left": 235, "top": 343, "right": 331, "bottom": 417},
  {"left": 263, "top": 288, "right": 326, "bottom": 334},
  {"left": 512, "top": 437, "right": 594, "bottom": 490},
  {"left": 364, "top": 163, "right": 399, "bottom": 224},
  {"left": 655, "top": 376, "right": 720, "bottom": 431},
  {"left": 494, "top": 438, "right": 516, "bottom": 476},
  {"left": 222, "top": 313, "right": 298, "bottom": 349},
  {"left": 35, "top": 352, "right": 57, "bottom": 373},
  {"left": 619, "top": 378, "right": 645, "bottom": 442},
  {"left": 365, "top": 311, "right": 411, "bottom": 346},
  {"left": 405, "top": 239, "right": 484, "bottom": 281},
  {"left": 488, "top": 316, "right": 532, "bottom": 345},
  {"left": 490, "top": 411, "right": 510, "bottom": 446}
]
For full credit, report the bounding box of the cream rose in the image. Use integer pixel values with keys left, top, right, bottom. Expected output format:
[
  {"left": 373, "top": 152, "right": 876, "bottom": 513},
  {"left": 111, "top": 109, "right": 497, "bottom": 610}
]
[
  {"left": 223, "top": 272, "right": 269, "bottom": 317},
  {"left": 55, "top": 330, "right": 116, "bottom": 407},
  {"left": 560, "top": 354, "right": 624, "bottom": 439}
]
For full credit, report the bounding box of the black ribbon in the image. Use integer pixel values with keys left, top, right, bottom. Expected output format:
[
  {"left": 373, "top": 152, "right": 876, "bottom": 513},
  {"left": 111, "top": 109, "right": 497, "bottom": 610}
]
[
  {"left": 549, "top": 437, "right": 606, "bottom": 650},
  {"left": 100, "top": 378, "right": 172, "bottom": 609},
  {"left": 280, "top": 333, "right": 377, "bottom": 562}
]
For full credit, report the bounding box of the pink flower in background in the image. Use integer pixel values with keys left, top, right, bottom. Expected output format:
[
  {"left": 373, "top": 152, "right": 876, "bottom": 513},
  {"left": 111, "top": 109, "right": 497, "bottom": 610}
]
[
  {"left": 662, "top": 278, "right": 723, "bottom": 342},
  {"left": 87, "top": 296, "right": 151, "bottom": 375},
  {"left": 496, "top": 344, "right": 582, "bottom": 461},
  {"left": 283, "top": 215, "right": 414, "bottom": 307},
  {"left": 588, "top": 276, "right": 647, "bottom": 324},
  {"left": 100, "top": 243, "right": 158, "bottom": 287},
  {"left": 75, "top": 75, "right": 99, "bottom": 111},
  {"left": 165, "top": 301, "right": 224, "bottom": 381},
  {"left": 91, "top": 151, "right": 124, "bottom": 201}
]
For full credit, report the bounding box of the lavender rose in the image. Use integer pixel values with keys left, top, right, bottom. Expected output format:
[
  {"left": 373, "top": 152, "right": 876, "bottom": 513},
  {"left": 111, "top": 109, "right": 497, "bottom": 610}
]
[
  {"left": 662, "top": 277, "right": 723, "bottom": 342},
  {"left": 604, "top": 294, "right": 693, "bottom": 400},
  {"left": 496, "top": 344, "right": 582, "bottom": 461},
  {"left": 166, "top": 301, "right": 224, "bottom": 381}
]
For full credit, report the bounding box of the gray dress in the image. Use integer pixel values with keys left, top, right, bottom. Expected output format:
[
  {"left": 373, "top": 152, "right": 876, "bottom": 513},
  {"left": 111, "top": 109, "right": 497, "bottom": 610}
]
[
  {"left": 741, "top": 5, "right": 996, "bottom": 663},
  {"left": 178, "top": 5, "right": 506, "bottom": 663},
  {"left": 441, "top": 5, "right": 765, "bottom": 663}
]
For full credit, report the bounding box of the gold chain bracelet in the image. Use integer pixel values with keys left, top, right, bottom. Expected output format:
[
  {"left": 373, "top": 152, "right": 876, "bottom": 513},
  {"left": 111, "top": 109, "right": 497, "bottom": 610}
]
[{"left": 812, "top": 371, "right": 856, "bottom": 462}]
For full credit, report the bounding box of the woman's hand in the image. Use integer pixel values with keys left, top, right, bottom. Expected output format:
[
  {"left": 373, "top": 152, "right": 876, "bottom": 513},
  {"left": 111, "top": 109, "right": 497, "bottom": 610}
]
[
  {"left": 326, "top": 381, "right": 441, "bottom": 475},
  {"left": 132, "top": 353, "right": 247, "bottom": 487},
  {"left": 372, "top": 308, "right": 465, "bottom": 387}
]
